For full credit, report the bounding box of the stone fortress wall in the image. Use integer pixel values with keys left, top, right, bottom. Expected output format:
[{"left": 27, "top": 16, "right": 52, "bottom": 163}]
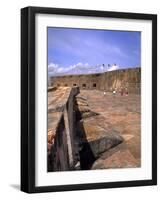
[
  {"left": 48, "top": 67, "right": 141, "bottom": 171},
  {"left": 50, "top": 68, "right": 141, "bottom": 94}
]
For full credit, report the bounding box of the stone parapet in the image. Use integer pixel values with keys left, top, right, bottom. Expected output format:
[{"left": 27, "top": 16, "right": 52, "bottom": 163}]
[{"left": 48, "top": 86, "right": 80, "bottom": 171}]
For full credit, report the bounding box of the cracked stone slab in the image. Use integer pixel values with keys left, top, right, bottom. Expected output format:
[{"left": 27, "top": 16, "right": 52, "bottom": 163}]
[
  {"left": 92, "top": 148, "right": 139, "bottom": 169},
  {"left": 77, "top": 118, "right": 123, "bottom": 158}
]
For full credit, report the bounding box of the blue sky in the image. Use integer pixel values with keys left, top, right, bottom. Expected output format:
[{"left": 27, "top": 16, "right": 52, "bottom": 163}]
[{"left": 48, "top": 27, "right": 141, "bottom": 76}]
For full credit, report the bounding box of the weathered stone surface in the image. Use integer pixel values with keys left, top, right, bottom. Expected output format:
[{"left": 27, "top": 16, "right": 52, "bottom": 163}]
[
  {"left": 48, "top": 86, "right": 141, "bottom": 171},
  {"left": 78, "top": 90, "right": 141, "bottom": 168},
  {"left": 77, "top": 118, "right": 123, "bottom": 158},
  {"left": 50, "top": 68, "right": 141, "bottom": 94},
  {"left": 75, "top": 95, "right": 99, "bottom": 120},
  {"left": 92, "top": 149, "right": 139, "bottom": 169},
  {"left": 48, "top": 86, "right": 57, "bottom": 92},
  {"left": 75, "top": 97, "right": 88, "bottom": 106},
  {"left": 48, "top": 129, "right": 55, "bottom": 144},
  {"left": 91, "top": 143, "right": 139, "bottom": 169},
  {"left": 47, "top": 87, "right": 80, "bottom": 172}
]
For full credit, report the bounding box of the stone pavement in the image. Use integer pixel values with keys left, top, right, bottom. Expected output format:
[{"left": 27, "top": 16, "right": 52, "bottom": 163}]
[{"left": 79, "top": 90, "right": 141, "bottom": 169}]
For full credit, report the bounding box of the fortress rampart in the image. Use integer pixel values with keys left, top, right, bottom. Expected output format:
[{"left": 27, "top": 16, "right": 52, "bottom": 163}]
[
  {"left": 50, "top": 68, "right": 141, "bottom": 94},
  {"left": 48, "top": 87, "right": 80, "bottom": 171},
  {"left": 48, "top": 87, "right": 124, "bottom": 171}
]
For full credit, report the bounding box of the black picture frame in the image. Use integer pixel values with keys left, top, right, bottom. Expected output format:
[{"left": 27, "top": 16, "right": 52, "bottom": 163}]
[{"left": 21, "top": 6, "right": 157, "bottom": 193}]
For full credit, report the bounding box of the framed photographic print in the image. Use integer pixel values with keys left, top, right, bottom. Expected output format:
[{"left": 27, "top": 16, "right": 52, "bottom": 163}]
[{"left": 21, "top": 6, "right": 157, "bottom": 193}]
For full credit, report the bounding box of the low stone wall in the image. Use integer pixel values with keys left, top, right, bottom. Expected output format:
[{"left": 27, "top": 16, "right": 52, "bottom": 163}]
[{"left": 48, "top": 87, "right": 80, "bottom": 171}]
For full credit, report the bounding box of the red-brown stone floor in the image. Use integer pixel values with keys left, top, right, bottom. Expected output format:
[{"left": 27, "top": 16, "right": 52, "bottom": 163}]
[{"left": 79, "top": 90, "right": 141, "bottom": 169}]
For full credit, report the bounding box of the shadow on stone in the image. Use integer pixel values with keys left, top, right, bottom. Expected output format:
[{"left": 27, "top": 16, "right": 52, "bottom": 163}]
[
  {"left": 75, "top": 94, "right": 124, "bottom": 170},
  {"left": 76, "top": 120, "right": 97, "bottom": 170}
]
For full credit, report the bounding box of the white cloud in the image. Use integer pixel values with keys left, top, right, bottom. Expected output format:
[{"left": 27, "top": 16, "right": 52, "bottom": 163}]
[
  {"left": 48, "top": 62, "right": 120, "bottom": 76},
  {"left": 85, "top": 63, "right": 89, "bottom": 67},
  {"left": 108, "top": 64, "right": 119, "bottom": 71},
  {"left": 48, "top": 63, "right": 59, "bottom": 72}
]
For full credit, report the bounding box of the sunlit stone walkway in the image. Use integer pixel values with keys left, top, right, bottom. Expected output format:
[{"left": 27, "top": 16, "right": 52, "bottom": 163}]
[{"left": 79, "top": 90, "right": 141, "bottom": 169}]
